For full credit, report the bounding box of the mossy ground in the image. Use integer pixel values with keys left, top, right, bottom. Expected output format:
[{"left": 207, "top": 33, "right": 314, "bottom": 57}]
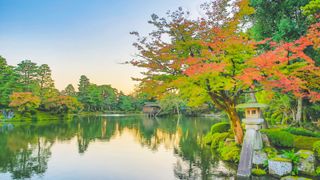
[{"left": 252, "top": 168, "right": 267, "bottom": 176}]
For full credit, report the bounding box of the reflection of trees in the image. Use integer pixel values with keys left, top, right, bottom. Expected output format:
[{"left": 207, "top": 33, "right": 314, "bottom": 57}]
[
  {"left": 0, "top": 120, "right": 78, "bottom": 179},
  {"left": 0, "top": 129, "right": 52, "bottom": 179},
  {"left": 0, "top": 115, "right": 235, "bottom": 179}
]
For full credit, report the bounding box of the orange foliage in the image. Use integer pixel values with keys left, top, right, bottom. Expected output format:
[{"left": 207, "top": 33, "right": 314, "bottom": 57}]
[{"left": 237, "top": 23, "right": 320, "bottom": 102}]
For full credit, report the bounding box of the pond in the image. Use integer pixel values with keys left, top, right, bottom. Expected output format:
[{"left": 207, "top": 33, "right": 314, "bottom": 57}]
[{"left": 0, "top": 115, "right": 237, "bottom": 180}]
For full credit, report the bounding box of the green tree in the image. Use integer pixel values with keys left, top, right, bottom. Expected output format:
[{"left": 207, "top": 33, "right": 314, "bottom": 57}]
[
  {"left": 44, "top": 95, "right": 83, "bottom": 114},
  {"left": 37, "top": 64, "right": 58, "bottom": 102},
  {"left": 159, "top": 93, "right": 186, "bottom": 116},
  {"left": 15, "top": 60, "right": 39, "bottom": 92},
  {"left": 63, "top": 84, "right": 77, "bottom": 97},
  {"left": 99, "top": 85, "right": 118, "bottom": 111},
  {"left": 77, "top": 75, "right": 91, "bottom": 110},
  {"left": 0, "top": 56, "right": 22, "bottom": 107},
  {"left": 117, "top": 92, "right": 135, "bottom": 111},
  {"left": 249, "top": 0, "right": 310, "bottom": 41}
]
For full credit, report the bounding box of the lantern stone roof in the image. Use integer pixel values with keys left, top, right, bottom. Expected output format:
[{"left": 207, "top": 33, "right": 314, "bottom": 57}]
[{"left": 236, "top": 103, "right": 268, "bottom": 109}]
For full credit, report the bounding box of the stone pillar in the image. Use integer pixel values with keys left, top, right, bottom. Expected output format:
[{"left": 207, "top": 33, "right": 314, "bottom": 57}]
[
  {"left": 243, "top": 118, "right": 264, "bottom": 150},
  {"left": 237, "top": 118, "right": 264, "bottom": 178}
]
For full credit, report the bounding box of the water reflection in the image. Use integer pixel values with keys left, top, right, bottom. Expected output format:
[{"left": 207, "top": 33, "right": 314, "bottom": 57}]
[{"left": 0, "top": 116, "right": 236, "bottom": 179}]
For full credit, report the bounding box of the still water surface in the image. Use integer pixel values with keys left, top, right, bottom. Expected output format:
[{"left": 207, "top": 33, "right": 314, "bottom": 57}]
[{"left": 0, "top": 115, "right": 236, "bottom": 180}]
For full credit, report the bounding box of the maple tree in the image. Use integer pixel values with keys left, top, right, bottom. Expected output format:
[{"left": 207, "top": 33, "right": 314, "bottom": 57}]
[
  {"left": 131, "top": 0, "right": 320, "bottom": 144},
  {"left": 44, "top": 95, "right": 83, "bottom": 114},
  {"left": 239, "top": 22, "right": 320, "bottom": 101},
  {"left": 9, "top": 92, "right": 41, "bottom": 114},
  {"left": 131, "top": 0, "right": 255, "bottom": 143}
]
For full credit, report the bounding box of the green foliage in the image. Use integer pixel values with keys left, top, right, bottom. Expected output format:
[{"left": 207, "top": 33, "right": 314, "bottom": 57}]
[
  {"left": 15, "top": 60, "right": 40, "bottom": 93},
  {"left": 218, "top": 142, "right": 240, "bottom": 163},
  {"left": 261, "top": 93, "right": 294, "bottom": 125},
  {"left": 284, "top": 127, "right": 320, "bottom": 138},
  {"left": 203, "top": 132, "right": 230, "bottom": 149},
  {"left": 302, "top": 0, "right": 320, "bottom": 17},
  {"left": 294, "top": 135, "right": 320, "bottom": 150},
  {"left": 44, "top": 96, "right": 83, "bottom": 114},
  {"left": 282, "top": 149, "right": 300, "bottom": 175},
  {"left": 261, "top": 129, "right": 294, "bottom": 148},
  {"left": 0, "top": 56, "right": 22, "bottom": 107},
  {"left": 252, "top": 168, "right": 266, "bottom": 176},
  {"left": 316, "top": 166, "right": 320, "bottom": 176},
  {"left": 210, "top": 122, "right": 230, "bottom": 134},
  {"left": 159, "top": 93, "right": 186, "bottom": 115},
  {"left": 62, "top": 84, "right": 77, "bottom": 97},
  {"left": 9, "top": 92, "right": 41, "bottom": 114},
  {"left": 117, "top": 92, "right": 135, "bottom": 112},
  {"left": 250, "top": 0, "right": 310, "bottom": 41},
  {"left": 313, "top": 141, "right": 320, "bottom": 160},
  {"left": 37, "top": 64, "right": 57, "bottom": 101},
  {"left": 263, "top": 147, "right": 278, "bottom": 158}
]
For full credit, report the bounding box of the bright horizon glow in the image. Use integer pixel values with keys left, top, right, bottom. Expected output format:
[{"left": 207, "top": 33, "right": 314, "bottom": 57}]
[{"left": 0, "top": 0, "right": 205, "bottom": 94}]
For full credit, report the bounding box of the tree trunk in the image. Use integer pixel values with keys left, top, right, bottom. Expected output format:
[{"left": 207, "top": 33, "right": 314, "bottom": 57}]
[
  {"left": 176, "top": 103, "right": 180, "bottom": 116},
  {"left": 296, "top": 97, "right": 302, "bottom": 125},
  {"left": 226, "top": 105, "right": 244, "bottom": 144}
]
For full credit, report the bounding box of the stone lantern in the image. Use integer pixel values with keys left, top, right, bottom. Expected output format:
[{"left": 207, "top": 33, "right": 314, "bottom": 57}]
[
  {"left": 236, "top": 101, "right": 268, "bottom": 178},
  {"left": 237, "top": 102, "right": 267, "bottom": 149}
]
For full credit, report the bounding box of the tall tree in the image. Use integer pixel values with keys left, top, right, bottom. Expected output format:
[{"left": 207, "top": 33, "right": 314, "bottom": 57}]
[
  {"left": 77, "top": 75, "right": 91, "bottom": 110},
  {"left": 63, "top": 84, "right": 77, "bottom": 97},
  {"left": 15, "top": 60, "right": 39, "bottom": 92},
  {"left": 0, "top": 56, "right": 22, "bottom": 107},
  {"left": 117, "top": 92, "right": 135, "bottom": 112},
  {"left": 37, "top": 64, "right": 57, "bottom": 101}
]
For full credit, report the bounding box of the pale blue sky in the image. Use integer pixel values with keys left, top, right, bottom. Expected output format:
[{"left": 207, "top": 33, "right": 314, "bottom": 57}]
[{"left": 0, "top": 0, "right": 204, "bottom": 93}]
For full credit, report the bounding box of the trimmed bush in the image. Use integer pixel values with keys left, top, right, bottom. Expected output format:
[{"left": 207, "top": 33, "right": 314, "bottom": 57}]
[
  {"left": 313, "top": 141, "right": 320, "bottom": 160},
  {"left": 210, "top": 122, "right": 230, "bottom": 134},
  {"left": 261, "top": 129, "right": 294, "bottom": 148},
  {"left": 294, "top": 136, "right": 320, "bottom": 150},
  {"left": 203, "top": 132, "right": 230, "bottom": 149},
  {"left": 210, "top": 133, "right": 230, "bottom": 149},
  {"left": 218, "top": 142, "right": 240, "bottom": 163},
  {"left": 284, "top": 127, "right": 320, "bottom": 138}
]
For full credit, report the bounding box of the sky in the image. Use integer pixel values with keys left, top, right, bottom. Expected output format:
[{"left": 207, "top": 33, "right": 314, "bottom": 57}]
[{"left": 0, "top": 0, "right": 205, "bottom": 94}]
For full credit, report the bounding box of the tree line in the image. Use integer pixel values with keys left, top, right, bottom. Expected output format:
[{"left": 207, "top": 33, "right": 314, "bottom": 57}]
[{"left": 0, "top": 57, "right": 149, "bottom": 115}]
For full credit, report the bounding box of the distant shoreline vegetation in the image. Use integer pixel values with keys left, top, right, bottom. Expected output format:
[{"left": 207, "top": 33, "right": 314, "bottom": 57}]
[
  {"left": 0, "top": 57, "right": 213, "bottom": 121},
  {"left": 0, "top": 57, "right": 150, "bottom": 120}
]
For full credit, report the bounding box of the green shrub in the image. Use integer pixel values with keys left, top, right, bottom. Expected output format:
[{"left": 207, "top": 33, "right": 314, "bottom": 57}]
[
  {"left": 282, "top": 149, "right": 300, "bottom": 175},
  {"left": 252, "top": 168, "right": 266, "bottom": 176},
  {"left": 263, "top": 147, "right": 278, "bottom": 158},
  {"left": 218, "top": 142, "right": 240, "bottom": 163},
  {"left": 210, "top": 122, "right": 230, "bottom": 134},
  {"left": 284, "top": 127, "right": 320, "bottom": 138},
  {"left": 316, "top": 166, "right": 320, "bottom": 176},
  {"left": 203, "top": 132, "right": 230, "bottom": 149},
  {"left": 261, "top": 129, "right": 294, "bottom": 148},
  {"left": 313, "top": 141, "right": 320, "bottom": 160},
  {"left": 294, "top": 136, "right": 320, "bottom": 150},
  {"left": 211, "top": 133, "right": 230, "bottom": 149}
]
